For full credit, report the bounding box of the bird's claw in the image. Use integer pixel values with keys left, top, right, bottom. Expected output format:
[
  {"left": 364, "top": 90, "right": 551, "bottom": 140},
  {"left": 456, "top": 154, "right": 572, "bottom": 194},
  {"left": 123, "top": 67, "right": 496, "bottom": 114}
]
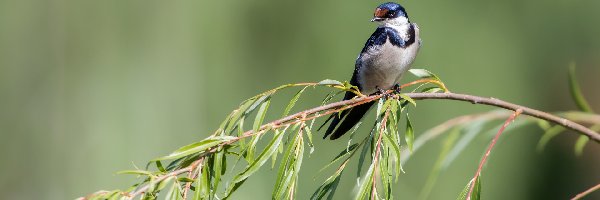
[
  {"left": 375, "top": 86, "right": 393, "bottom": 99},
  {"left": 392, "top": 83, "right": 402, "bottom": 94}
]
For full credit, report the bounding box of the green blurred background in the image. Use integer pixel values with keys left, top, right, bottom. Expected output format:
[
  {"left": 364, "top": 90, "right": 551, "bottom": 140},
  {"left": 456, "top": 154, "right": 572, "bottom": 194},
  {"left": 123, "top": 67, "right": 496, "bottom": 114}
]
[{"left": 1, "top": 0, "right": 599, "bottom": 199}]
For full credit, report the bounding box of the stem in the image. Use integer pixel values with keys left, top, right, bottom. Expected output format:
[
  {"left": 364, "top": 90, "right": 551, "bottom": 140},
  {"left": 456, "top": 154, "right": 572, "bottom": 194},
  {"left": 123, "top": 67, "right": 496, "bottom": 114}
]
[
  {"left": 571, "top": 183, "right": 600, "bottom": 200},
  {"left": 81, "top": 90, "right": 600, "bottom": 199},
  {"left": 406, "top": 93, "right": 600, "bottom": 142},
  {"left": 466, "top": 109, "right": 523, "bottom": 200}
]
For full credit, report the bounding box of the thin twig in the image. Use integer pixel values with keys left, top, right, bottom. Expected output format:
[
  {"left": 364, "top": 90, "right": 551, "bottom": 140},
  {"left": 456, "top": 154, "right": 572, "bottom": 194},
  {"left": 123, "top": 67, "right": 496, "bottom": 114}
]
[
  {"left": 406, "top": 93, "right": 600, "bottom": 142},
  {"left": 571, "top": 183, "right": 600, "bottom": 200},
  {"left": 82, "top": 90, "right": 600, "bottom": 199},
  {"left": 125, "top": 161, "right": 200, "bottom": 199},
  {"left": 466, "top": 109, "right": 523, "bottom": 200},
  {"left": 181, "top": 157, "right": 204, "bottom": 199}
]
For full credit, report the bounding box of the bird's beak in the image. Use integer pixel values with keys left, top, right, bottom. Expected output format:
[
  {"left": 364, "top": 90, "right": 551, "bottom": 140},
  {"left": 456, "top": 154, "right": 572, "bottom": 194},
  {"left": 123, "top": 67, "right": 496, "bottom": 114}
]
[{"left": 370, "top": 17, "right": 384, "bottom": 22}]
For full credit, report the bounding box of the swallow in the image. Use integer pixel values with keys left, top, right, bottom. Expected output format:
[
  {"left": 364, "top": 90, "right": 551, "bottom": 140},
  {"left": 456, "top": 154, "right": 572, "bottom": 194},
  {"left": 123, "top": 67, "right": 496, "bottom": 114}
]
[{"left": 322, "top": 2, "right": 421, "bottom": 140}]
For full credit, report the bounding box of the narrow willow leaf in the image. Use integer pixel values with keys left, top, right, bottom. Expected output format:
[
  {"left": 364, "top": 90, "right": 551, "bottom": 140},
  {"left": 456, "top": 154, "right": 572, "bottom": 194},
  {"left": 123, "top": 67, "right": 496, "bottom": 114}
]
[
  {"left": 247, "top": 95, "right": 270, "bottom": 115},
  {"left": 116, "top": 170, "right": 154, "bottom": 176},
  {"left": 536, "top": 125, "right": 566, "bottom": 152},
  {"left": 283, "top": 87, "right": 308, "bottom": 117},
  {"left": 568, "top": 64, "right": 594, "bottom": 113},
  {"left": 153, "top": 136, "right": 235, "bottom": 161},
  {"left": 212, "top": 148, "right": 225, "bottom": 196},
  {"left": 380, "top": 145, "right": 392, "bottom": 199},
  {"left": 382, "top": 132, "right": 402, "bottom": 180},
  {"left": 409, "top": 69, "right": 441, "bottom": 80},
  {"left": 311, "top": 160, "right": 347, "bottom": 200},
  {"left": 357, "top": 132, "right": 373, "bottom": 177},
  {"left": 164, "top": 179, "right": 182, "bottom": 200},
  {"left": 192, "top": 168, "right": 205, "bottom": 200},
  {"left": 201, "top": 161, "right": 210, "bottom": 199},
  {"left": 305, "top": 126, "right": 315, "bottom": 154},
  {"left": 456, "top": 179, "right": 474, "bottom": 200},
  {"left": 245, "top": 133, "right": 261, "bottom": 162},
  {"left": 471, "top": 176, "right": 481, "bottom": 200},
  {"left": 224, "top": 98, "right": 256, "bottom": 134},
  {"left": 405, "top": 113, "right": 415, "bottom": 152},
  {"left": 399, "top": 94, "right": 417, "bottom": 107},
  {"left": 237, "top": 116, "right": 246, "bottom": 150},
  {"left": 419, "top": 128, "right": 461, "bottom": 200},
  {"left": 442, "top": 120, "right": 485, "bottom": 169},
  {"left": 536, "top": 120, "right": 551, "bottom": 130},
  {"left": 273, "top": 133, "right": 300, "bottom": 199},
  {"left": 421, "top": 86, "right": 443, "bottom": 93},
  {"left": 271, "top": 128, "right": 288, "bottom": 169},
  {"left": 289, "top": 136, "right": 305, "bottom": 199},
  {"left": 253, "top": 97, "right": 272, "bottom": 133},
  {"left": 355, "top": 161, "right": 375, "bottom": 200},
  {"left": 177, "top": 177, "right": 195, "bottom": 183},
  {"left": 155, "top": 161, "right": 166, "bottom": 172},
  {"left": 318, "top": 79, "right": 343, "bottom": 86},
  {"left": 574, "top": 135, "right": 589, "bottom": 156},
  {"left": 224, "top": 130, "right": 285, "bottom": 198},
  {"left": 317, "top": 143, "right": 360, "bottom": 174}
]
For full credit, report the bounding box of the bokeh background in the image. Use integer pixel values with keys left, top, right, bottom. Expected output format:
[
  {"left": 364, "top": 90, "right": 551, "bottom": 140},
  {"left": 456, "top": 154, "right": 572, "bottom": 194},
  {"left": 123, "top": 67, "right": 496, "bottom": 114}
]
[{"left": 1, "top": 0, "right": 599, "bottom": 199}]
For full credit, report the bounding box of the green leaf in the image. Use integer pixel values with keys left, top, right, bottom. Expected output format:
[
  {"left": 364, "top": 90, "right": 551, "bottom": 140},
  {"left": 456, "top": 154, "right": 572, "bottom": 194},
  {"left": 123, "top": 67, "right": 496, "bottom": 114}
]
[
  {"left": 405, "top": 113, "right": 415, "bottom": 152},
  {"left": 305, "top": 126, "right": 315, "bottom": 154},
  {"left": 399, "top": 93, "right": 417, "bottom": 107},
  {"left": 311, "top": 160, "right": 347, "bottom": 200},
  {"left": 253, "top": 97, "right": 271, "bottom": 133},
  {"left": 155, "top": 161, "right": 166, "bottom": 172},
  {"left": 164, "top": 179, "right": 183, "bottom": 200},
  {"left": 568, "top": 63, "right": 594, "bottom": 113},
  {"left": 409, "top": 69, "right": 440, "bottom": 80},
  {"left": 471, "top": 176, "right": 481, "bottom": 200},
  {"left": 442, "top": 120, "right": 485, "bottom": 169},
  {"left": 317, "top": 144, "right": 360, "bottom": 174},
  {"left": 117, "top": 170, "right": 154, "bottom": 176},
  {"left": 456, "top": 178, "right": 473, "bottom": 200},
  {"left": 574, "top": 135, "right": 589, "bottom": 156},
  {"left": 283, "top": 87, "right": 308, "bottom": 117},
  {"left": 318, "top": 79, "right": 343, "bottom": 86},
  {"left": 382, "top": 132, "right": 402, "bottom": 181},
  {"left": 177, "top": 177, "right": 195, "bottom": 183},
  {"left": 419, "top": 128, "right": 461, "bottom": 200},
  {"left": 273, "top": 131, "right": 301, "bottom": 199},
  {"left": 212, "top": 148, "right": 225, "bottom": 196},
  {"left": 223, "top": 99, "right": 254, "bottom": 133},
  {"left": 357, "top": 132, "right": 373, "bottom": 178},
  {"left": 355, "top": 161, "right": 376, "bottom": 200},
  {"left": 537, "top": 125, "right": 566, "bottom": 152},
  {"left": 421, "top": 86, "right": 443, "bottom": 93},
  {"left": 153, "top": 136, "right": 235, "bottom": 161},
  {"left": 224, "top": 129, "right": 285, "bottom": 198},
  {"left": 271, "top": 128, "right": 288, "bottom": 168}
]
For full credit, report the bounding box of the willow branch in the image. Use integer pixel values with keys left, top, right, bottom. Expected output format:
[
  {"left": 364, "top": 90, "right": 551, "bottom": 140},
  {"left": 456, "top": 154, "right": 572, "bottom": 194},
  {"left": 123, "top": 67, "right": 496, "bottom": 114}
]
[
  {"left": 405, "top": 92, "right": 600, "bottom": 142},
  {"left": 467, "top": 109, "right": 523, "bottom": 200},
  {"left": 81, "top": 91, "right": 600, "bottom": 199},
  {"left": 572, "top": 183, "right": 600, "bottom": 200}
]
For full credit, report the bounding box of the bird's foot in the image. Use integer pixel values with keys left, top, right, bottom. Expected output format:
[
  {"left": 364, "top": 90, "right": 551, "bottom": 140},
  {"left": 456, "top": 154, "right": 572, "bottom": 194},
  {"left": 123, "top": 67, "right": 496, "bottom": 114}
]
[
  {"left": 392, "top": 83, "right": 402, "bottom": 94},
  {"left": 375, "top": 86, "right": 392, "bottom": 99}
]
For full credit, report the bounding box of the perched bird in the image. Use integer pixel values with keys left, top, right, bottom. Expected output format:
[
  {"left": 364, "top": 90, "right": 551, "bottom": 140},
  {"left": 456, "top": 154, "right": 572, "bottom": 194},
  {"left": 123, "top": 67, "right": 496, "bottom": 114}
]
[{"left": 322, "top": 2, "right": 421, "bottom": 140}]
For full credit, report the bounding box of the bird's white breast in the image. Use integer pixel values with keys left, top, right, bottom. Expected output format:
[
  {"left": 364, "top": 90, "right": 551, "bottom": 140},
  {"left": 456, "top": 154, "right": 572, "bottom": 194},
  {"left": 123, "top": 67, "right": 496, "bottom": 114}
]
[{"left": 358, "top": 25, "right": 420, "bottom": 94}]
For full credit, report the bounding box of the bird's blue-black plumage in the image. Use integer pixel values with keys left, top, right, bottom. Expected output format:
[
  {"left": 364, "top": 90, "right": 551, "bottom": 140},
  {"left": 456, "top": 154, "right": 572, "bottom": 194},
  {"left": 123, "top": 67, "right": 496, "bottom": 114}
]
[{"left": 321, "top": 24, "right": 416, "bottom": 140}]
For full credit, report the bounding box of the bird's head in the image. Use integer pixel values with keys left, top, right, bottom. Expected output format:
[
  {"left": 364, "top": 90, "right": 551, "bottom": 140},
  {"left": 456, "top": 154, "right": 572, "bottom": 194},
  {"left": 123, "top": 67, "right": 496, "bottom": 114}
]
[{"left": 371, "top": 2, "right": 409, "bottom": 26}]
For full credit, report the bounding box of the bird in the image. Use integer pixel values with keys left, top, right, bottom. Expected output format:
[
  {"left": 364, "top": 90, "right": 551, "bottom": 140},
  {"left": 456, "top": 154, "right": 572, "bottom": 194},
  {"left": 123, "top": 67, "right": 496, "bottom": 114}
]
[{"left": 321, "top": 2, "right": 421, "bottom": 140}]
